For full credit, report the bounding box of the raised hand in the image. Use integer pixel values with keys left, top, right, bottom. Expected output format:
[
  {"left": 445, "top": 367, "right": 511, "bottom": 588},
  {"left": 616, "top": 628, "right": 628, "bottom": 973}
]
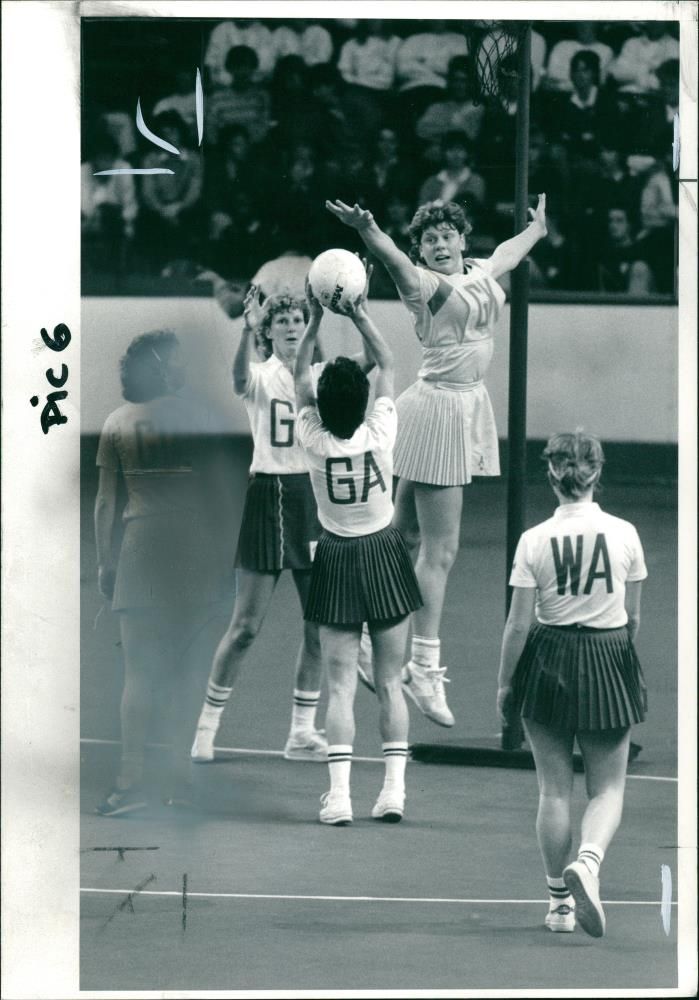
[
  {"left": 305, "top": 276, "right": 324, "bottom": 319},
  {"left": 325, "top": 199, "right": 374, "bottom": 231},
  {"left": 528, "top": 193, "right": 547, "bottom": 237},
  {"left": 243, "top": 283, "right": 264, "bottom": 329}
]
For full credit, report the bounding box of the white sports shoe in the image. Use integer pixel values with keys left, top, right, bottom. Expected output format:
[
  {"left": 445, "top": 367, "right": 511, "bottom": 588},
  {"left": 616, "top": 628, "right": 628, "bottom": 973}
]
[
  {"left": 357, "top": 630, "right": 376, "bottom": 693},
  {"left": 283, "top": 729, "right": 328, "bottom": 761},
  {"left": 191, "top": 726, "right": 216, "bottom": 763},
  {"left": 402, "top": 661, "right": 455, "bottom": 727},
  {"left": 371, "top": 787, "right": 405, "bottom": 823},
  {"left": 319, "top": 789, "right": 353, "bottom": 825},
  {"left": 563, "top": 861, "right": 606, "bottom": 938},
  {"left": 545, "top": 903, "right": 576, "bottom": 933}
]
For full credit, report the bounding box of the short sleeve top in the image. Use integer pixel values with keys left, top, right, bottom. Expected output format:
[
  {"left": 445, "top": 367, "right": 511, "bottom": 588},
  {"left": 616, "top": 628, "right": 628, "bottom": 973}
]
[
  {"left": 296, "top": 397, "right": 397, "bottom": 537},
  {"left": 398, "top": 259, "right": 506, "bottom": 385},
  {"left": 509, "top": 501, "right": 648, "bottom": 628}
]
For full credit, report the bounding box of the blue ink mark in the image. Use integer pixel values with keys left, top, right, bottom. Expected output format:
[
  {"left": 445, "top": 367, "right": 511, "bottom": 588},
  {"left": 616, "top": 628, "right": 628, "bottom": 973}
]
[
  {"left": 136, "top": 97, "right": 180, "bottom": 155},
  {"left": 661, "top": 864, "right": 672, "bottom": 936},
  {"left": 94, "top": 168, "right": 175, "bottom": 176},
  {"left": 196, "top": 68, "right": 204, "bottom": 147}
]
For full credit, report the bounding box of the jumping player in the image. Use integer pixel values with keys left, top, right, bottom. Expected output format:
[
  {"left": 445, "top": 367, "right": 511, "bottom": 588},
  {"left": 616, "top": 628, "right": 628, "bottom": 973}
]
[
  {"left": 326, "top": 194, "right": 548, "bottom": 728},
  {"left": 497, "top": 432, "right": 648, "bottom": 937},
  {"left": 191, "top": 284, "right": 373, "bottom": 762},
  {"left": 295, "top": 274, "right": 422, "bottom": 826}
]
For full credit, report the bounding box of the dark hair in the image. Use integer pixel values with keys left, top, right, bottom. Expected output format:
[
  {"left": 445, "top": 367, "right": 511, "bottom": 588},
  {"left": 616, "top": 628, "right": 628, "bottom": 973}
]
[
  {"left": 570, "top": 49, "right": 601, "bottom": 84},
  {"left": 408, "top": 201, "right": 473, "bottom": 264},
  {"left": 225, "top": 45, "right": 259, "bottom": 74},
  {"left": 120, "top": 330, "right": 180, "bottom": 403},
  {"left": 542, "top": 431, "right": 605, "bottom": 499},
  {"left": 442, "top": 129, "right": 471, "bottom": 153},
  {"left": 152, "top": 110, "right": 185, "bottom": 138},
  {"left": 257, "top": 293, "right": 309, "bottom": 359},
  {"left": 316, "top": 356, "right": 369, "bottom": 439}
]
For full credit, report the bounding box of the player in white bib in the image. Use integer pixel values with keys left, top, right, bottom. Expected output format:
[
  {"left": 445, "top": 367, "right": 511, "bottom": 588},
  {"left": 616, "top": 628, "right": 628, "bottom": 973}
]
[
  {"left": 497, "top": 432, "right": 648, "bottom": 938},
  {"left": 326, "top": 194, "right": 548, "bottom": 728},
  {"left": 295, "top": 275, "right": 422, "bottom": 826},
  {"left": 191, "top": 284, "right": 373, "bottom": 763}
]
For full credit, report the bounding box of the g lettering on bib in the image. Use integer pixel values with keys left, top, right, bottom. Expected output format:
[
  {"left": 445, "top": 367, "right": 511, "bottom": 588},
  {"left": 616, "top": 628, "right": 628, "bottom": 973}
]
[{"left": 271, "top": 398, "right": 294, "bottom": 447}]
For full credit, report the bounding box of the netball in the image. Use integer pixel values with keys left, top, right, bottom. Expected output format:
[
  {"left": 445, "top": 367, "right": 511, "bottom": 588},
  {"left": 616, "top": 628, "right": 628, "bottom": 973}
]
[{"left": 308, "top": 249, "right": 366, "bottom": 312}]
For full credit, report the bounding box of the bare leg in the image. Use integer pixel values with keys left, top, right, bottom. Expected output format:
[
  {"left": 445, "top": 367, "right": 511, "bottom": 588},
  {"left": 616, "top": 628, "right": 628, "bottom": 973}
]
[
  {"left": 209, "top": 568, "right": 280, "bottom": 688},
  {"left": 523, "top": 718, "right": 576, "bottom": 878},
  {"left": 320, "top": 624, "right": 361, "bottom": 747},
  {"left": 118, "top": 609, "right": 168, "bottom": 787},
  {"left": 411, "top": 483, "right": 463, "bottom": 638},
  {"left": 291, "top": 570, "right": 323, "bottom": 693},
  {"left": 370, "top": 616, "right": 410, "bottom": 744},
  {"left": 577, "top": 727, "right": 631, "bottom": 853},
  {"left": 393, "top": 477, "right": 419, "bottom": 559}
]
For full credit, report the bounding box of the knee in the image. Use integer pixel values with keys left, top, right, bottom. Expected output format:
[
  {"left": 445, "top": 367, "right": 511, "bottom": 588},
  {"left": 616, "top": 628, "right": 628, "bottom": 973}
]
[
  {"left": 374, "top": 675, "right": 403, "bottom": 703},
  {"left": 229, "top": 616, "right": 261, "bottom": 651},
  {"left": 422, "top": 535, "right": 460, "bottom": 572},
  {"left": 325, "top": 658, "right": 355, "bottom": 700},
  {"left": 400, "top": 523, "right": 420, "bottom": 551}
]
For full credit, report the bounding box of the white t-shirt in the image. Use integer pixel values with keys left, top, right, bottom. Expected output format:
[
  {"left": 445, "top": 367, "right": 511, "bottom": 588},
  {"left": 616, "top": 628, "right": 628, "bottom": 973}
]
[
  {"left": 296, "top": 397, "right": 396, "bottom": 537},
  {"left": 240, "top": 355, "right": 324, "bottom": 475},
  {"left": 509, "top": 501, "right": 647, "bottom": 628}
]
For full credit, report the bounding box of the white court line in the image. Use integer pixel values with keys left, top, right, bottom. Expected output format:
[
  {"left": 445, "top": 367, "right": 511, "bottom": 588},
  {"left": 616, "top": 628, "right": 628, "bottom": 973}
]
[
  {"left": 80, "top": 888, "right": 676, "bottom": 906},
  {"left": 80, "top": 737, "right": 679, "bottom": 782}
]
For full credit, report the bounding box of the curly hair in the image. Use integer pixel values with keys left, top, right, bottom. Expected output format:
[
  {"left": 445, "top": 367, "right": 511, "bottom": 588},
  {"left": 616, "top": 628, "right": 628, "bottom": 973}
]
[
  {"left": 316, "top": 357, "right": 369, "bottom": 439},
  {"left": 408, "top": 201, "right": 473, "bottom": 264},
  {"left": 255, "top": 293, "right": 310, "bottom": 359},
  {"left": 542, "top": 430, "right": 605, "bottom": 499},
  {"left": 120, "top": 330, "right": 180, "bottom": 403}
]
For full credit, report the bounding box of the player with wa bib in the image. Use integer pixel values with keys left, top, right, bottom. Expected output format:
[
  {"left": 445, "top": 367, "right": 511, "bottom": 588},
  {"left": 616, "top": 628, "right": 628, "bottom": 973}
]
[
  {"left": 191, "top": 286, "right": 373, "bottom": 764},
  {"left": 295, "top": 271, "right": 422, "bottom": 826},
  {"left": 497, "top": 432, "right": 648, "bottom": 938}
]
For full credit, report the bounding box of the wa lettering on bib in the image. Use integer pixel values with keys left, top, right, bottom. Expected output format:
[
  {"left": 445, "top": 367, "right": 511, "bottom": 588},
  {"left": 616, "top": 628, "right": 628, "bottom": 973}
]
[{"left": 551, "top": 533, "right": 613, "bottom": 595}]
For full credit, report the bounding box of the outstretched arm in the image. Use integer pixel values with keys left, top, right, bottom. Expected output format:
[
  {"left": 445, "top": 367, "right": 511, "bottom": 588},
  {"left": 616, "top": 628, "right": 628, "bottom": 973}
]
[
  {"left": 343, "top": 298, "right": 394, "bottom": 401},
  {"left": 487, "top": 194, "right": 548, "bottom": 280},
  {"left": 294, "top": 289, "right": 324, "bottom": 412},
  {"left": 232, "top": 283, "right": 264, "bottom": 395},
  {"left": 325, "top": 200, "right": 421, "bottom": 300}
]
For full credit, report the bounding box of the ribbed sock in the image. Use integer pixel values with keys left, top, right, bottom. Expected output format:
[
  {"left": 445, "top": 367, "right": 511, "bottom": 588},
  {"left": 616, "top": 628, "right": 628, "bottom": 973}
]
[
  {"left": 327, "top": 745, "right": 352, "bottom": 794},
  {"left": 290, "top": 689, "right": 320, "bottom": 735},
  {"left": 578, "top": 843, "right": 604, "bottom": 878},
  {"left": 547, "top": 875, "right": 573, "bottom": 909},
  {"left": 411, "top": 635, "right": 440, "bottom": 669},
  {"left": 382, "top": 742, "right": 408, "bottom": 792},
  {"left": 198, "top": 681, "right": 233, "bottom": 730}
]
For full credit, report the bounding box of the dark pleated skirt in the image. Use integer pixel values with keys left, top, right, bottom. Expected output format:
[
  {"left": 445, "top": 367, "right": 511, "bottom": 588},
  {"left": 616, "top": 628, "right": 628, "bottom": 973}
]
[
  {"left": 236, "top": 472, "right": 320, "bottom": 572},
  {"left": 512, "top": 623, "right": 648, "bottom": 732},
  {"left": 304, "top": 524, "right": 423, "bottom": 625}
]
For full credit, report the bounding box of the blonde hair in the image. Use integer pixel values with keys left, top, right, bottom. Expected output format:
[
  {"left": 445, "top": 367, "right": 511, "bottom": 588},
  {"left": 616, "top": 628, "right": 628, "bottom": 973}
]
[{"left": 543, "top": 430, "right": 605, "bottom": 499}]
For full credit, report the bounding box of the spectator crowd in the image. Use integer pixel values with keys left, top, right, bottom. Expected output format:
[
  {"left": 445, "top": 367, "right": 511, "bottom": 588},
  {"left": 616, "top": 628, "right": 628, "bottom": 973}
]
[{"left": 82, "top": 18, "right": 679, "bottom": 297}]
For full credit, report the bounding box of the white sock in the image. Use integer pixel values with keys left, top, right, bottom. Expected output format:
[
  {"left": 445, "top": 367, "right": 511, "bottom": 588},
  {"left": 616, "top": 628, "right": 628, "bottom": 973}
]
[
  {"left": 546, "top": 876, "right": 573, "bottom": 909},
  {"left": 411, "top": 635, "right": 440, "bottom": 669},
  {"left": 199, "top": 681, "right": 232, "bottom": 730},
  {"left": 578, "top": 842, "right": 604, "bottom": 878},
  {"left": 382, "top": 742, "right": 408, "bottom": 791},
  {"left": 290, "top": 689, "right": 320, "bottom": 734},
  {"left": 327, "top": 745, "right": 352, "bottom": 794}
]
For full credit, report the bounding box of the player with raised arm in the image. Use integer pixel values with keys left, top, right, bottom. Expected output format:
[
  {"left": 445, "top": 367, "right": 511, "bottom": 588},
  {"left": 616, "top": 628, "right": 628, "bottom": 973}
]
[
  {"left": 497, "top": 432, "right": 648, "bottom": 937},
  {"left": 295, "top": 272, "right": 422, "bottom": 825},
  {"left": 326, "top": 194, "right": 547, "bottom": 727}
]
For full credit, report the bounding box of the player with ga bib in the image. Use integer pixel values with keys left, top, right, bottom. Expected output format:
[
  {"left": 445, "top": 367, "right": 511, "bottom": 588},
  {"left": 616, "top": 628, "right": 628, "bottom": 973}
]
[
  {"left": 497, "top": 432, "right": 648, "bottom": 938},
  {"left": 191, "top": 285, "right": 373, "bottom": 763},
  {"left": 326, "top": 194, "right": 548, "bottom": 730},
  {"left": 295, "top": 273, "right": 422, "bottom": 826}
]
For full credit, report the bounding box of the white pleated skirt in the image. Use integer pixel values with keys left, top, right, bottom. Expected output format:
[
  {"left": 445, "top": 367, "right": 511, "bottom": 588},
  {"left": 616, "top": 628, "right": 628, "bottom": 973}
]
[{"left": 394, "top": 378, "right": 500, "bottom": 486}]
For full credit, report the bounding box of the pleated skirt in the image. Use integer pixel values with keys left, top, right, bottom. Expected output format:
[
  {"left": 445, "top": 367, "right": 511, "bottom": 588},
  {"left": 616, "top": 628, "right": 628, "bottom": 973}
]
[
  {"left": 236, "top": 472, "right": 320, "bottom": 572},
  {"left": 114, "top": 511, "right": 226, "bottom": 611},
  {"left": 304, "top": 524, "right": 423, "bottom": 625},
  {"left": 512, "top": 623, "right": 648, "bottom": 732},
  {"left": 394, "top": 378, "right": 500, "bottom": 486}
]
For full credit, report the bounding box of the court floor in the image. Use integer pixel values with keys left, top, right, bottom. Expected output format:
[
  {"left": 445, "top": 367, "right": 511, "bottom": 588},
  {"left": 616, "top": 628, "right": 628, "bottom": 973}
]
[{"left": 80, "top": 475, "right": 680, "bottom": 992}]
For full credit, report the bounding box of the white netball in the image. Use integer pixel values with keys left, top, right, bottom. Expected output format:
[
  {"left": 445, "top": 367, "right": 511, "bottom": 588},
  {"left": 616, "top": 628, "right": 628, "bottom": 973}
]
[{"left": 308, "top": 249, "right": 366, "bottom": 312}]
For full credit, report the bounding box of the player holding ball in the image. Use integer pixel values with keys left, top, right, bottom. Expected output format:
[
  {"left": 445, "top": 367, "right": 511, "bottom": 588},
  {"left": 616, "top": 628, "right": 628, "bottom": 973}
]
[{"left": 326, "top": 194, "right": 548, "bottom": 728}]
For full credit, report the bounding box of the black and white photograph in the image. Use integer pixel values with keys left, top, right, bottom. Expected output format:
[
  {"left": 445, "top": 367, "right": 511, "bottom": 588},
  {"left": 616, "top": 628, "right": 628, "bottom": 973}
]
[{"left": 2, "top": 1, "right": 697, "bottom": 996}]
